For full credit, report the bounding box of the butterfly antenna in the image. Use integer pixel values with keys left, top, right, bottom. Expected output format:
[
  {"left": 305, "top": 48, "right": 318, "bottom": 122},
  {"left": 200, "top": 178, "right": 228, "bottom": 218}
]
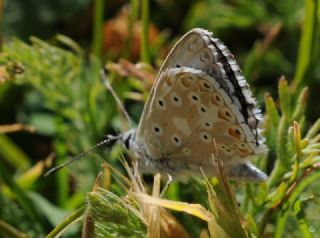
[
  {"left": 100, "top": 69, "right": 133, "bottom": 126},
  {"left": 44, "top": 134, "right": 121, "bottom": 177}
]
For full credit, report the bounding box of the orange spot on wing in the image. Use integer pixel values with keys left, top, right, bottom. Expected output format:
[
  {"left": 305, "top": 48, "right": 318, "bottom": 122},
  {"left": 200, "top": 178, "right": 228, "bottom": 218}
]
[
  {"left": 198, "top": 81, "right": 212, "bottom": 92},
  {"left": 233, "top": 143, "right": 253, "bottom": 156},
  {"left": 211, "top": 93, "right": 224, "bottom": 106},
  {"left": 227, "top": 125, "right": 245, "bottom": 141},
  {"left": 218, "top": 107, "right": 236, "bottom": 122}
]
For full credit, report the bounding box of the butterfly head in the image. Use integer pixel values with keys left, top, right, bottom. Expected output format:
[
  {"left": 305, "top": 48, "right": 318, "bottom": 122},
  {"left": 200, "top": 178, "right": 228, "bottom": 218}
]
[{"left": 120, "top": 129, "right": 137, "bottom": 151}]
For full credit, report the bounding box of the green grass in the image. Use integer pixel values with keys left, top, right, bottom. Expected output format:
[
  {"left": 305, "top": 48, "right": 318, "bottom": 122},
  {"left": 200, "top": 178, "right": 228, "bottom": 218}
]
[{"left": 0, "top": 0, "right": 320, "bottom": 237}]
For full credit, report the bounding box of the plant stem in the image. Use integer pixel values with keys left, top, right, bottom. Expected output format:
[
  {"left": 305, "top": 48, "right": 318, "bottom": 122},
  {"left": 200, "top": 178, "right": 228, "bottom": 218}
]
[
  {"left": 259, "top": 165, "right": 320, "bottom": 237},
  {"left": 46, "top": 207, "right": 84, "bottom": 238},
  {"left": 292, "top": 0, "right": 318, "bottom": 89},
  {"left": 296, "top": 216, "right": 313, "bottom": 238},
  {"left": 140, "top": 0, "right": 150, "bottom": 63},
  {"left": 274, "top": 211, "right": 289, "bottom": 238},
  {"left": 0, "top": 220, "right": 29, "bottom": 238},
  {"left": 92, "top": 0, "right": 105, "bottom": 59},
  {"left": 0, "top": 0, "right": 3, "bottom": 51},
  {"left": 124, "top": 0, "right": 139, "bottom": 58}
]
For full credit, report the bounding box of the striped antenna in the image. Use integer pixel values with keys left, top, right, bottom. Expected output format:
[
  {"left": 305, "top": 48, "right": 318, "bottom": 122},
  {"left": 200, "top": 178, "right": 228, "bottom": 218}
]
[{"left": 44, "top": 134, "right": 121, "bottom": 177}]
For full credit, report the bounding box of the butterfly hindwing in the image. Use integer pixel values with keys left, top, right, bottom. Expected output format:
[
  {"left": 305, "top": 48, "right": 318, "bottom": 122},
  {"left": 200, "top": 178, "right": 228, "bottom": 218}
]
[
  {"left": 159, "top": 28, "right": 265, "bottom": 148},
  {"left": 140, "top": 67, "right": 262, "bottom": 172}
]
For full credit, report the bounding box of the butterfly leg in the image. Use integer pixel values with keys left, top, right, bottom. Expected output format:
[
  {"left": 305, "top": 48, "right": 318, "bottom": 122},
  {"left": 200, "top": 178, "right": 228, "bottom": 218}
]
[{"left": 160, "top": 173, "right": 173, "bottom": 198}]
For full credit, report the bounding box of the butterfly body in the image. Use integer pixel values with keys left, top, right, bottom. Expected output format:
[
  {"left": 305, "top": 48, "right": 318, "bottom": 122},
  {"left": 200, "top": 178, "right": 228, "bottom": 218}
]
[{"left": 121, "top": 28, "right": 267, "bottom": 181}]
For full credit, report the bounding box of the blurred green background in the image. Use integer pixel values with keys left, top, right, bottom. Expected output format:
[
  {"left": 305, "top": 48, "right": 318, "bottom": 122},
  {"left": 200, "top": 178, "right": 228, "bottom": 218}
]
[{"left": 0, "top": 0, "right": 319, "bottom": 237}]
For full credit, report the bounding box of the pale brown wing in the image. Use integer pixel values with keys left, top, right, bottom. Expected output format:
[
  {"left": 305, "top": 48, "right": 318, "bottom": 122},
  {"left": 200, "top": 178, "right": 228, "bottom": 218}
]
[
  {"left": 133, "top": 28, "right": 266, "bottom": 180},
  {"left": 136, "top": 67, "right": 265, "bottom": 175},
  {"left": 137, "top": 28, "right": 264, "bottom": 153}
]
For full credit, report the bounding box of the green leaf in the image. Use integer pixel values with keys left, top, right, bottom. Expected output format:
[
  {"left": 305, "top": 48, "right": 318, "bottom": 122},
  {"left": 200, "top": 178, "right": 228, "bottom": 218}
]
[
  {"left": 0, "top": 134, "right": 30, "bottom": 170},
  {"left": 29, "top": 113, "right": 56, "bottom": 136},
  {"left": 278, "top": 77, "right": 291, "bottom": 117},
  {"left": 276, "top": 115, "right": 291, "bottom": 169},
  {"left": 86, "top": 188, "right": 147, "bottom": 238},
  {"left": 306, "top": 118, "right": 320, "bottom": 139},
  {"left": 28, "top": 192, "right": 78, "bottom": 235},
  {"left": 0, "top": 165, "right": 45, "bottom": 233},
  {"left": 265, "top": 93, "right": 280, "bottom": 127},
  {"left": 292, "top": 87, "right": 309, "bottom": 122}
]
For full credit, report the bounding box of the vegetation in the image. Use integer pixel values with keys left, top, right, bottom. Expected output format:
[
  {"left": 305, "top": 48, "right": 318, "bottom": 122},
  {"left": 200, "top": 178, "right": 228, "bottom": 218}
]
[{"left": 0, "top": 0, "right": 319, "bottom": 237}]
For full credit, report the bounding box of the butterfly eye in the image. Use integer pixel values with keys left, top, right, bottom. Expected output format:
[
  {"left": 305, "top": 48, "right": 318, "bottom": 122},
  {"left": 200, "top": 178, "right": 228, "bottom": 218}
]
[
  {"left": 156, "top": 98, "right": 167, "bottom": 110},
  {"left": 211, "top": 93, "right": 224, "bottom": 106},
  {"left": 171, "top": 134, "right": 182, "bottom": 146},
  {"left": 170, "top": 93, "right": 182, "bottom": 106},
  {"left": 199, "top": 132, "right": 211, "bottom": 143},
  {"left": 228, "top": 125, "right": 245, "bottom": 141},
  {"left": 218, "top": 107, "right": 236, "bottom": 122}
]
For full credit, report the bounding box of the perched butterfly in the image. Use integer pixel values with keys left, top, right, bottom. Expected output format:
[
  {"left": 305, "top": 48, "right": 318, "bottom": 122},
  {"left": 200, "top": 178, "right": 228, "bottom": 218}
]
[
  {"left": 45, "top": 28, "right": 267, "bottom": 182},
  {"left": 119, "top": 28, "right": 267, "bottom": 181}
]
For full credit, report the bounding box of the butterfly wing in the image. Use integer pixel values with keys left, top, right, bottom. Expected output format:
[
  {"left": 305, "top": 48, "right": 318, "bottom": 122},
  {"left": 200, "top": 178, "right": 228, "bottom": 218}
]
[
  {"left": 166, "top": 28, "right": 264, "bottom": 142},
  {"left": 133, "top": 28, "right": 266, "bottom": 181},
  {"left": 134, "top": 67, "right": 265, "bottom": 179}
]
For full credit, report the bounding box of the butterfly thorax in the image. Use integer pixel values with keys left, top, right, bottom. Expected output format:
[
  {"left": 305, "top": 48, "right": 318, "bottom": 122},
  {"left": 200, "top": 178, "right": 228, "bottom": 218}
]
[{"left": 120, "top": 128, "right": 175, "bottom": 175}]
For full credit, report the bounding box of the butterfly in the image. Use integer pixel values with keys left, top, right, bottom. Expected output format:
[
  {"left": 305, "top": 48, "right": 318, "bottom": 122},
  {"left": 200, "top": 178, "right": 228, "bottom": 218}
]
[
  {"left": 45, "top": 28, "right": 267, "bottom": 182},
  {"left": 119, "top": 28, "right": 267, "bottom": 182}
]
